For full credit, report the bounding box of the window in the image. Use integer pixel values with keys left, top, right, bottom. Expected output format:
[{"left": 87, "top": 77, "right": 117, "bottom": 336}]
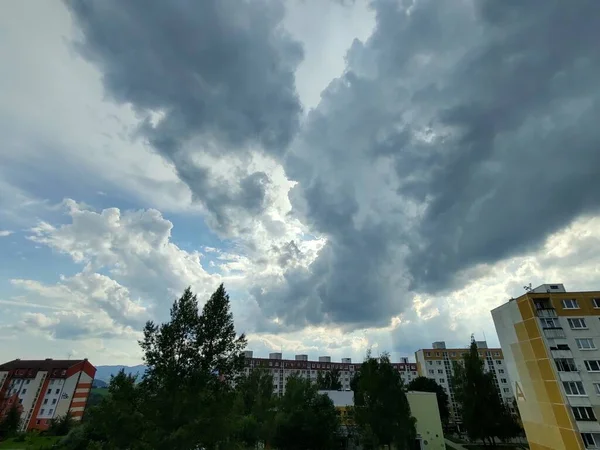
[
  {"left": 500, "top": 378, "right": 507, "bottom": 384},
  {"left": 499, "top": 369, "right": 505, "bottom": 374},
  {"left": 438, "top": 369, "right": 444, "bottom": 374},
  {"left": 503, "top": 388, "right": 510, "bottom": 393},
  {"left": 541, "top": 318, "right": 560, "bottom": 328},
  {"left": 582, "top": 433, "right": 596, "bottom": 447},
  {"left": 494, "top": 352, "right": 500, "bottom": 357},
  {"left": 439, "top": 378, "right": 445, "bottom": 384},
  {"left": 49, "top": 409, "right": 54, "bottom": 415},
  {"left": 52, "top": 399, "right": 56, "bottom": 405},
  {"left": 562, "top": 299, "right": 579, "bottom": 309},
  {"left": 577, "top": 338, "right": 596, "bottom": 350},
  {"left": 563, "top": 381, "right": 586, "bottom": 396},
  {"left": 428, "top": 361, "right": 432, "bottom": 366},
  {"left": 436, "top": 361, "right": 442, "bottom": 365},
  {"left": 22, "top": 389, "right": 26, "bottom": 394},
  {"left": 425, "top": 352, "right": 431, "bottom": 357},
  {"left": 450, "top": 352, "right": 456, "bottom": 357},
  {"left": 556, "top": 358, "right": 577, "bottom": 372},
  {"left": 40, "top": 409, "right": 45, "bottom": 415},
  {"left": 429, "top": 370, "right": 434, "bottom": 374},
  {"left": 25, "top": 380, "right": 30, "bottom": 385},
  {"left": 47, "top": 389, "right": 51, "bottom": 394},
  {"left": 585, "top": 360, "right": 600, "bottom": 372},
  {"left": 594, "top": 383, "right": 600, "bottom": 395},
  {"left": 572, "top": 406, "right": 596, "bottom": 421},
  {"left": 19, "top": 399, "right": 22, "bottom": 404},
  {"left": 55, "top": 389, "right": 60, "bottom": 394},
  {"left": 593, "top": 298, "right": 600, "bottom": 308},
  {"left": 568, "top": 318, "right": 587, "bottom": 329},
  {"left": 495, "top": 360, "right": 502, "bottom": 365},
  {"left": 436, "top": 352, "right": 440, "bottom": 357},
  {"left": 43, "top": 399, "right": 48, "bottom": 405},
  {"left": 556, "top": 343, "right": 570, "bottom": 350}
]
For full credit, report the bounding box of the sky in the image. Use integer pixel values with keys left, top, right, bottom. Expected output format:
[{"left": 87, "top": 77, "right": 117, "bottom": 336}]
[{"left": 2, "top": 0, "right": 600, "bottom": 366}]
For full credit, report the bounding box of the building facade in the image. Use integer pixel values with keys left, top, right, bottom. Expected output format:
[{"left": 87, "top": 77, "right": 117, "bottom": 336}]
[
  {"left": 415, "top": 340, "right": 514, "bottom": 423},
  {"left": 492, "top": 283, "right": 600, "bottom": 450},
  {"left": 243, "top": 351, "right": 418, "bottom": 395},
  {"left": 0, "top": 359, "right": 96, "bottom": 432}
]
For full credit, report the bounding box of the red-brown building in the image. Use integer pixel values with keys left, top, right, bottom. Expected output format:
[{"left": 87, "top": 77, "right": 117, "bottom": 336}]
[{"left": 0, "top": 358, "right": 96, "bottom": 431}]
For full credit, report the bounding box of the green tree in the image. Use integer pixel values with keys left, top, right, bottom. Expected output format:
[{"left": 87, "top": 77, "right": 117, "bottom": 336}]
[
  {"left": 83, "top": 371, "right": 148, "bottom": 449},
  {"left": 451, "top": 340, "right": 519, "bottom": 446},
  {"left": 316, "top": 367, "right": 342, "bottom": 390},
  {"left": 352, "top": 352, "right": 416, "bottom": 450},
  {"left": 138, "top": 284, "right": 246, "bottom": 449},
  {"left": 0, "top": 404, "right": 21, "bottom": 439},
  {"left": 47, "top": 410, "right": 75, "bottom": 436},
  {"left": 273, "top": 375, "right": 340, "bottom": 450},
  {"left": 407, "top": 376, "right": 450, "bottom": 426},
  {"left": 234, "top": 368, "right": 277, "bottom": 448}
]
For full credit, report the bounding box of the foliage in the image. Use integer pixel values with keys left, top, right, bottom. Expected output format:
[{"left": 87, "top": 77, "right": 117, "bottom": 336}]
[
  {"left": 54, "top": 284, "right": 247, "bottom": 450},
  {"left": 352, "top": 352, "right": 416, "bottom": 450},
  {"left": 407, "top": 376, "right": 450, "bottom": 425},
  {"left": 272, "top": 375, "right": 340, "bottom": 450},
  {"left": 316, "top": 367, "right": 342, "bottom": 391},
  {"left": 0, "top": 404, "right": 22, "bottom": 439},
  {"left": 234, "top": 368, "right": 276, "bottom": 448},
  {"left": 451, "top": 340, "right": 521, "bottom": 446},
  {"left": 47, "top": 411, "right": 75, "bottom": 437}
]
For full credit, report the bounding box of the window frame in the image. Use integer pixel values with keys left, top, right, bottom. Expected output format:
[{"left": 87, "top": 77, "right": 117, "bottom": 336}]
[
  {"left": 572, "top": 406, "right": 596, "bottom": 421},
  {"left": 562, "top": 299, "right": 580, "bottom": 309},
  {"left": 593, "top": 298, "right": 600, "bottom": 309},
  {"left": 585, "top": 360, "right": 600, "bottom": 372},
  {"left": 568, "top": 318, "right": 588, "bottom": 330},
  {"left": 563, "top": 381, "right": 586, "bottom": 396},
  {"left": 576, "top": 338, "right": 596, "bottom": 350}
]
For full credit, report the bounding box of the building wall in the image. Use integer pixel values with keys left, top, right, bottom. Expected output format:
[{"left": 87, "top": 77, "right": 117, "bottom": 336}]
[
  {"left": 407, "top": 391, "right": 445, "bottom": 450},
  {"left": 492, "top": 294, "right": 585, "bottom": 450}
]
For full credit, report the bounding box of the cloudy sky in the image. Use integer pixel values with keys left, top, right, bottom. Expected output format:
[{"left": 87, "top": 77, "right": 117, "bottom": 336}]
[{"left": 2, "top": 0, "right": 600, "bottom": 366}]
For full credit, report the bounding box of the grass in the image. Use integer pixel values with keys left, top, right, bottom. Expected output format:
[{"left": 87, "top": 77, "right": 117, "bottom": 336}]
[{"left": 0, "top": 435, "right": 60, "bottom": 449}]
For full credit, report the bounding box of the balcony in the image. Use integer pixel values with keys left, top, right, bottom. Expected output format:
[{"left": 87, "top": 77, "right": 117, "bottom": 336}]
[
  {"left": 535, "top": 308, "right": 557, "bottom": 318},
  {"left": 544, "top": 328, "right": 566, "bottom": 339}
]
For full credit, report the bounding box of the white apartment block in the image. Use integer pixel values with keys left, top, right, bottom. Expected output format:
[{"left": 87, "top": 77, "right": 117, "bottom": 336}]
[
  {"left": 415, "top": 341, "right": 515, "bottom": 423},
  {"left": 243, "top": 351, "right": 418, "bottom": 395}
]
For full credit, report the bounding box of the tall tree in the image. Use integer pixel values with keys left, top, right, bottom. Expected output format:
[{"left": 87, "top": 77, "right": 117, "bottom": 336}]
[
  {"left": 0, "top": 404, "right": 21, "bottom": 439},
  {"left": 234, "top": 368, "right": 277, "bottom": 448},
  {"left": 451, "top": 340, "right": 519, "bottom": 446},
  {"left": 316, "top": 367, "right": 342, "bottom": 390},
  {"left": 138, "top": 284, "right": 246, "bottom": 449},
  {"left": 407, "top": 376, "right": 450, "bottom": 426},
  {"left": 352, "top": 352, "right": 416, "bottom": 450},
  {"left": 273, "top": 375, "right": 340, "bottom": 450}
]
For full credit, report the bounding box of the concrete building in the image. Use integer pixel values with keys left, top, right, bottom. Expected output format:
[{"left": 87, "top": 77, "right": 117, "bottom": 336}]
[
  {"left": 492, "top": 283, "right": 600, "bottom": 450},
  {"left": 0, "top": 358, "right": 96, "bottom": 432},
  {"left": 243, "top": 351, "right": 417, "bottom": 395},
  {"left": 415, "top": 340, "right": 514, "bottom": 423},
  {"left": 318, "top": 390, "right": 445, "bottom": 450}
]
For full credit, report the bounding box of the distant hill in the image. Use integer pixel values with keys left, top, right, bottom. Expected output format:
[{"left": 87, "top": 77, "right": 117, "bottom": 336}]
[
  {"left": 94, "top": 365, "right": 147, "bottom": 382},
  {"left": 92, "top": 379, "right": 108, "bottom": 388}
]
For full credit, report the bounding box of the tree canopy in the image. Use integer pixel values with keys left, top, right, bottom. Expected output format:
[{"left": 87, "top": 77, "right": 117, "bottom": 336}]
[
  {"left": 316, "top": 367, "right": 342, "bottom": 390},
  {"left": 352, "top": 352, "right": 416, "bottom": 450},
  {"left": 273, "top": 375, "right": 340, "bottom": 450},
  {"left": 451, "top": 340, "right": 521, "bottom": 446}
]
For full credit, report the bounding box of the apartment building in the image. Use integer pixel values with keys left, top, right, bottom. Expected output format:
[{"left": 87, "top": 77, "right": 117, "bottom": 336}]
[
  {"left": 492, "top": 283, "right": 600, "bottom": 450},
  {"left": 0, "top": 358, "right": 96, "bottom": 432},
  {"left": 243, "top": 351, "right": 418, "bottom": 395},
  {"left": 415, "top": 340, "right": 514, "bottom": 423}
]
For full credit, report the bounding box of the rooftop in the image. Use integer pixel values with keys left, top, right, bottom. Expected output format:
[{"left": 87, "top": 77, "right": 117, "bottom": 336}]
[{"left": 0, "top": 359, "right": 87, "bottom": 371}]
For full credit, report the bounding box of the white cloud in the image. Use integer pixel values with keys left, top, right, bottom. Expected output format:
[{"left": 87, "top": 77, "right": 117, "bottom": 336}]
[{"left": 0, "top": 230, "right": 13, "bottom": 237}]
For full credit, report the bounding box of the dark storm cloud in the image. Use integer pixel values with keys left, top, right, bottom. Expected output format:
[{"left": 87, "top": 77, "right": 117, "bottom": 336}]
[
  {"left": 66, "top": 0, "right": 303, "bottom": 232},
  {"left": 68, "top": 0, "right": 600, "bottom": 330},
  {"left": 255, "top": 0, "right": 600, "bottom": 327}
]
